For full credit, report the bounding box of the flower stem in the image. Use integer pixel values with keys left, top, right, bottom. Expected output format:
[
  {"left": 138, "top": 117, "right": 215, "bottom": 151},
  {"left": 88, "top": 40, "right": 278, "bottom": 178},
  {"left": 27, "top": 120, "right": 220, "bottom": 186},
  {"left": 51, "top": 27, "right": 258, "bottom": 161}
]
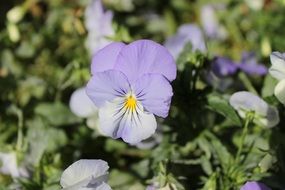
[
  {"left": 235, "top": 113, "right": 253, "bottom": 163},
  {"left": 16, "top": 109, "right": 23, "bottom": 152}
]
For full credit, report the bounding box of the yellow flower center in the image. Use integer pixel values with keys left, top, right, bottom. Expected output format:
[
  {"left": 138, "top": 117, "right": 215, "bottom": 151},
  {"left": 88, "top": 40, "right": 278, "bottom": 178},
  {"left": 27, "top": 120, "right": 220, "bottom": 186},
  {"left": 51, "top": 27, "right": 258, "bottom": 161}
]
[{"left": 125, "top": 95, "right": 137, "bottom": 111}]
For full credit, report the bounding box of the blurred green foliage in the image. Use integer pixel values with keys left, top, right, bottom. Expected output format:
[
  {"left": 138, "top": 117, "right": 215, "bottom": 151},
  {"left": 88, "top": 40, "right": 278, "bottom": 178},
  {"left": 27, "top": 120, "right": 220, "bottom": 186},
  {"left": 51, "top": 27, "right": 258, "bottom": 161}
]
[{"left": 1, "top": 0, "right": 285, "bottom": 189}]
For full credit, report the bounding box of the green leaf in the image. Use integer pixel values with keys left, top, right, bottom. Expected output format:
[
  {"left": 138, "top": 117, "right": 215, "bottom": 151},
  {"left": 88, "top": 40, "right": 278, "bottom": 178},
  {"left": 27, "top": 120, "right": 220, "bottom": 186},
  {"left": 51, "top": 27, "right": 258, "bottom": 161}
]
[
  {"left": 26, "top": 117, "right": 68, "bottom": 165},
  {"left": 207, "top": 94, "right": 241, "bottom": 126},
  {"left": 262, "top": 75, "right": 278, "bottom": 98},
  {"left": 35, "top": 102, "right": 81, "bottom": 126}
]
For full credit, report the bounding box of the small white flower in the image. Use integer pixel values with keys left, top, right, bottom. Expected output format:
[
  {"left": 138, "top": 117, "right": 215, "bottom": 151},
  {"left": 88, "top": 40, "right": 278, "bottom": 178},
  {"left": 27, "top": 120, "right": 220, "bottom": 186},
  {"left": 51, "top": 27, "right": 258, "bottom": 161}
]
[
  {"left": 269, "top": 52, "right": 285, "bottom": 104},
  {"left": 60, "top": 159, "right": 111, "bottom": 190},
  {"left": 85, "top": 0, "right": 115, "bottom": 55},
  {"left": 229, "top": 91, "right": 279, "bottom": 128},
  {"left": 0, "top": 152, "right": 20, "bottom": 177}
]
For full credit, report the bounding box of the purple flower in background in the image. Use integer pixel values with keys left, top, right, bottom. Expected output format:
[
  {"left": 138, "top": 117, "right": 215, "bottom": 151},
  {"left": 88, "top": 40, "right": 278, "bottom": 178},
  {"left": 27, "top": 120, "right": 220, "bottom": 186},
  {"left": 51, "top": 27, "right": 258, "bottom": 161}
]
[
  {"left": 201, "top": 4, "right": 227, "bottom": 39},
  {"left": 164, "top": 24, "right": 206, "bottom": 59},
  {"left": 240, "top": 181, "right": 271, "bottom": 190},
  {"left": 238, "top": 52, "right": 267, "bottom": 75},
  {"left": 86, "top": 40, "right": 176, "bottom": 144},
  {"left": 211, "top": 56, "right": 238, "bottom": 77},
  {"left": 211, "top": 52, "right": 267, "bottom": 78},
  {"left": 85, "top": 0, "right": 115, "bottom": 55}
]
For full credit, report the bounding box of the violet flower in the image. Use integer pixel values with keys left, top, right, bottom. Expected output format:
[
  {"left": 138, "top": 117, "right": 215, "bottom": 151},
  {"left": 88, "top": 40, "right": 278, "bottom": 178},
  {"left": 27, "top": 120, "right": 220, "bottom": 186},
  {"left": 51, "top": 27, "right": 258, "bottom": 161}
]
[
  {"left": 86, "top": 40, "right": 176, "bottom": 144},
  {"left": 60, "top": 159, "right": 111, "bottom": 190},
  {"left": 211, "top": 56, "right": 238, "bottom": 77},
  {"left": 85, "top": 0, "right": 115, "bottom": 55},
  {"left": 229, "top": 91, "right": 279, "bottom": 128},
  {"left": 164, "top": 24, "right": 206, "bottom": 59},
  {"left": 211, "top": 52, "right": 267, "bottom": 78},
  {"left": 201, "top": 4, "right": 227, "bottom": 40},
  {"left": 238, "top": 52, "right": 267, "bottom": 76},
  {"left": 240, "top": 181, "right": 271, "bottom": 190}
]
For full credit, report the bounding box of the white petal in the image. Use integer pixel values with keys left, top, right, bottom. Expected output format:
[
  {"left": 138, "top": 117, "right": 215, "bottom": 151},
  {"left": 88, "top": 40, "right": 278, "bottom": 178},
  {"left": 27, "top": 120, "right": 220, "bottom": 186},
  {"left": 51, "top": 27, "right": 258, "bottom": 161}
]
[
  {"left": 256, "top": 106, "right": 279, "bottom": 128},
  {"left": 230, "top": 91, "right": 268, "bottom": 116},
  {"left": 69, "top": 87, "right": 98, "bottom": 118},
  {"left": 96, "top": 183, "right": 112, "bottom": 190},
  {"left": 274, "top": 79, "right": 285, "bottom": 105},
  {"left": 269, "top": 51, "right": 285, "bottom": 80},
  {"left": 135, "top": 126, "right": 163, "bottom": 149},
  {"left": 99, "top": 99, "right": 157, "bottom": 144},
  {"left": 0, "top": 152, "right": 19, "bottom": 177},
  {"left": 60, "top": 159, "right": 109, "bottom": 188},
  {"left": 98, "top": 97, "right": 126, "bottom": 138},
  {"left": 118, "top": 103, "right": 157, "bottom": 144}
]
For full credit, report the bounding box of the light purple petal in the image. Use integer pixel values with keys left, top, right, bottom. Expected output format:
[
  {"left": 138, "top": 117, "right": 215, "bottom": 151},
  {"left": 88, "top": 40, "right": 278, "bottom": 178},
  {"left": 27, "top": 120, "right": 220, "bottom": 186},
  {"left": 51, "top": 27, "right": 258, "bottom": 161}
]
[
  {"left": 164, "top": 24, "right": 206, "bottom": 59},
  {"left": 133, "top": 74, "right": 173, "bottom": 118},
  {"left": 85, "top": 0, "right": 115, "bottom": 55},
  {"left": 86, "top": 70, "right": 130, "bottom": 107},
  {"left": 164, "top": 34, "right": 189, "bottom": 59},
  {"left": 240, "top": 181, "right": 271, "bottom": 190},
  {"left": 201, "top": 4, "right": 227, "bottom": 39},
  {"left": 85, "top": 0, "right": 104, "bottom": 31},
  {"left": 114, "top": 40, "right": 177, "bottom": 83},
  {"left": 201, "top": 5, "right": 219, "bottom": 38},
  {"left": 178, "top": 24, "right": 207, "bottom": 52},
  {"left": 239, "top": 64, "right": 267, "bottom": 75},
  {"left": 238, "top": 52, "right": 267, "bottom": 75},
  {"left": 91, "top": 42, "right": 126, "bottom": 74},
  {"left": 211, "top": 56, "right": 238, "bottom": 77}
]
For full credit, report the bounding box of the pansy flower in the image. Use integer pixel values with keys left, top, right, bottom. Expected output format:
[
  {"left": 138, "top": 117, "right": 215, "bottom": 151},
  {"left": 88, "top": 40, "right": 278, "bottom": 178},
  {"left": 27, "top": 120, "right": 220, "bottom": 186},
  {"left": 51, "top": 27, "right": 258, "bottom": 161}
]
[
  {"left": 211, "top": 52, "right": 267, "bottom": 78},
  {"left": 60, "top": 159, "right": 111, "bottom": 190},
  {"left": 86, "top": 40, "right": 176, "bottom": 144},
  {"left": 229, "top": 91, "right": 279, "bottom": 128},
  {"left": 200, "top": 4, "right": 227, "bottom": 40},
  {"left": 269, "top": 51, "right": 285, "bottom": 104},
  {"left": 211, "top": 56, "right": 238, "bottom": 77},
  {"left": 238, "top": 52, "right": 267, "bottom": 76},
  {"left": 240, "top": 181, "right": 271, "bottom": 190},
  {"left": 164, "top": 24, "right": 206, "bottom": 59},
  {"left": 85, "top": 0, "right": 115, "bottom": 55}
]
